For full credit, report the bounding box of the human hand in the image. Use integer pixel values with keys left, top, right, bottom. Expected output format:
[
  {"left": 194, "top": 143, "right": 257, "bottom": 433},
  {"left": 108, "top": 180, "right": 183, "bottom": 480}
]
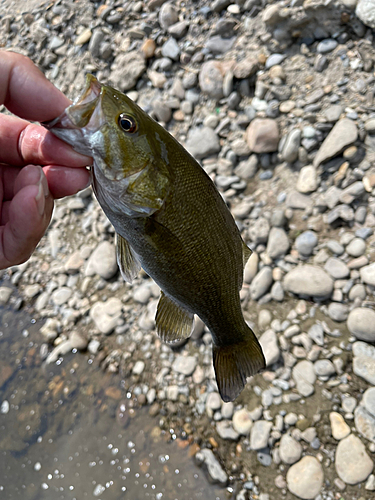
[{"left": 0, "top": 50, "right": 92, "bottom": 269}]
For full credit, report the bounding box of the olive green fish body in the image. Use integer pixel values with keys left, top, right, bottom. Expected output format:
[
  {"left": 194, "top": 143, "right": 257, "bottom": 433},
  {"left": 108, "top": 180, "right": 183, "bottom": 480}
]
[{"left": 44, "top": 75, "right": 265, "bottom": 401}]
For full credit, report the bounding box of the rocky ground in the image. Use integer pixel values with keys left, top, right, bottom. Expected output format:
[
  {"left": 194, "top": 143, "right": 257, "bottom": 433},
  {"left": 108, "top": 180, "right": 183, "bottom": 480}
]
[{"left": 1, "top": 0, "right": 375, "bottom": 499}]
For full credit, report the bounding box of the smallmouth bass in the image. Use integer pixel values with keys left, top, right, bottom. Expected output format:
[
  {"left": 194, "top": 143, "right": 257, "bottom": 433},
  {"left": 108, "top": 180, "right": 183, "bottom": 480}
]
[{"left": 44, "top": 75, "right": 265, "bottom": 402}]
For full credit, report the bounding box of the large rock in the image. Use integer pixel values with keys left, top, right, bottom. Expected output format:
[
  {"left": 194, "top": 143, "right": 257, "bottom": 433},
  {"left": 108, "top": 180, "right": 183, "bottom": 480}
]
[
  {"left": 185, "top": 126, "right": 220, "bottom": 159},
  {"left": 199, "top": 60, "right": 226, "bottom": 99},
  {"left": 335, "top": 434, "right": 373, "bottom": 484},
  {"left": 286, "top": 456, "right": 324, "bottom": 499},
  {"left": 246, "top": 118, "right": 279, "bottom": 153},
  {"left": 347, "top": 308, "right": 375, "bottom": 342},
  {"left": 86, "top": 241, "right": 118, "bottom": 280},
  {"left": 313, "top": 118, "right": 358, "bottom": 167},
  {"left": 283, "top": 265, "right": 333, "bottom": 298},
  {"left": 356, "top": 0, "right": 375, "bottom": 28}
]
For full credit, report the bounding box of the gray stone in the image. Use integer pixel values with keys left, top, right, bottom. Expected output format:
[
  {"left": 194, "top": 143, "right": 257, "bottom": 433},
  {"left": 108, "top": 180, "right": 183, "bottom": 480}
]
[
  {"left": 314, "top": 359, "right": 336, "bottom": 377},
  {"left": 355, "top": 405, "right": 375, "bottom": 443},
  {"left": 295, "top": 231, "right": 318, "bottom": 257},
  {"left": 250, "top": 267, "right": 273, "bottom": 300},
  {"left": 132, "top": 360, "right": 145, "bottom": 375},
  {"left": 199, "top": 61, "right": 225, "bottom": 99},
  {"left": 353, "top": 352, "right": 375, "bottom": 385},
  {"left": 205, "top": 36, "right": 235, "bottom": 54},
  {"left": 317, "top": 39, "right": 338, "bottom": 53},
  {"left": 284, "top": 265, "right": 333, "bottom": 298},
  {"left": 364, "top": 387, "right": 375, "bottom": 418},
  {"left": 88, "top": 29, "right": 104, "bottom": 58},
  {"left": 296, "top": 165, "right": 318, "bottom": 193},
  {"left": 250, "top": 420, "right": 272, "bottom": 450},
  {"left": 366, "top": 474, "right": 375, "bottom": 491},
  {"left": 293, "top": 360, "right": 316, "bottom": 397},
  {"left": 356, "top": 0, "right": 375, "bottom": 28},
  {"left": 172, "top": 356, "right": 197, "bottom": 376},
  {"left": 287, "top": 456, "right": 324, "bottom": 500},
  {"left": 340, "top": 182, "right": 365, "bottom": 204},
  {"left": 266, "top": 227, "right": 290, "bottom": 259},
  {"left": 308, "top": 324, "right": 324, "bottom": 346},
  {"left": 159, "top": 2, "right": 178, "bottom": 29},
  {"left": 206, "top": 392, "right": 222, "bottom": 411},
  {"left": 265, "top": 53, "right": 286, "bottom": 68},
  {"left": 286, "top": 191, "right": 313, "bottom": 210},
  {"left": 185, "top": 127, "right": 220, "bottom": 159},
  {"left": 234, "top": 155, "right": 258, "bottom": 179},
  {"left": 195, "top": 449, "right": 228, "bottom": 486},
  {"left": 259, "top": 329, "right": 280, "bottom": 366},
  {"left": 232, "top": 408, "right": 253, "bottom": 435},
  {"left": 110, "top": 51, "right": 146, "bottom": 92},
  {"left": 324, "top": 104, "right": 342, "bottom": 122},
  {"left": 335, "top": 434, "right": 374, "bottom": 484},
  {"left": 216, "top": 421, "right": 240, "bottom": 440},
  {"left": 161, "top": 37, "right": 180, "bottom": 60},
  {"left": 326, "top": 240, "right": 344, "bottom": 255},
  {"left": 324, "top": 258, "right": 350, "bottom": 279},
  {"left": 87, "top": 241, "right": 117, "bottom": 280},
  {"left": 313, "top": 119, "right": 358, "bottom": 167},
  {"left": 246, "top": 118, "right": 279, "bottom": 153},
  {"left": 328, "top": 302, "right": 348, "bottom": 322},
  {"left": 360, "top": 262, "right": 375, "bottom": 286},
  {"left": 349, "top": 283, "right": 366, "bottom": 301},
  {"left": 279, "top": 434, "right": 302, "bottom": 464},
  {"left": 51, "top": 287, "right": 72, "bottom": 306},
  {"left": 249, "top": 217, "right": 270, "bottom": 245},
  {"left": 271, "top": 281, "right": 284, "bottom": 302},
  {"left": 347, "top": 308, "right": 375, "bottom": 342},
  {"left": 90, "top": 298, "right": 122, "bottom": 335},
  {"left": 244, "top": 253, "right": 259, "bottom": 284},
  {"left": 282, "top": 129, "right": 301, "bottom": 163}
]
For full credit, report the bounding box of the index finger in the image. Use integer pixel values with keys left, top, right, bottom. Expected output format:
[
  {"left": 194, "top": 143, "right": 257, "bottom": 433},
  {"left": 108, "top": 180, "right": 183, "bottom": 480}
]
[{"left": 0, "top": 50, "right": 70, "bottom": 121}]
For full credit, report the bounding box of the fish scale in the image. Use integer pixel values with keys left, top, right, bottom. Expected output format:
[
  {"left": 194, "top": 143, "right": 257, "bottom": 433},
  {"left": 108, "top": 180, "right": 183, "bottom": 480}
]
[{"left": 43, "top": 74, "right": 265, "bottom": 402}]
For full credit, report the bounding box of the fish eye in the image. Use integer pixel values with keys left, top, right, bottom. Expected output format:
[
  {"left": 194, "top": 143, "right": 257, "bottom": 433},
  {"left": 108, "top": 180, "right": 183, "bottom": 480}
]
[{"left": 118, "top": 114, "right": 137, "bottom": 133}]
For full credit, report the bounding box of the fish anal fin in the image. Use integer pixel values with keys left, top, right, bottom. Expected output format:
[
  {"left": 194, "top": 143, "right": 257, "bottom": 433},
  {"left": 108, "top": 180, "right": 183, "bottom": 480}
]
[
  {"left": 116, "top": 234, "right": 141, "bottom": 283},
  {"left": 155, "top": 292, "right": 194, "bottom": 344},
  {"left": 212, "top": 328, "right": 265, "bottom": 402},
  {"left": 242, "top": 241, "right": 252, "bottom": 268}
]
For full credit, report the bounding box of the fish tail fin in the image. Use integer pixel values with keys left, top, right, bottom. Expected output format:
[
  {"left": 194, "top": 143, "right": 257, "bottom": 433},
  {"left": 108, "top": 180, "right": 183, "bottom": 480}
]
[{"left": 212, "top": 326, "right": 265, "bottom": 403}]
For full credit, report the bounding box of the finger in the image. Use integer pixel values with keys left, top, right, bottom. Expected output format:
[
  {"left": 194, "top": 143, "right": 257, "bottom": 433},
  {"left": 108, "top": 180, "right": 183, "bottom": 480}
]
[
  {"left": 43, "top": 165, "right": 91, "bottom": 199},
  {"left": 0, "top": 50, "right": 70, "bottom": 121},
  {"left": 0, "top": 114, "right": 92, "bottom": 167},
  {"left": 0, "top": 182, "right": 53, "bottom": 269},
  {"left": 0, "top": 163, "right": 21, "bottom": 200}
]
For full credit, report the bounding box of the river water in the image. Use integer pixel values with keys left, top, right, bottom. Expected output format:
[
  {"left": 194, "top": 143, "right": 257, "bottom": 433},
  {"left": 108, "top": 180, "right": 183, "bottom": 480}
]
[{"left": 0, "top": 303, "right": 226, "bottom": 500}]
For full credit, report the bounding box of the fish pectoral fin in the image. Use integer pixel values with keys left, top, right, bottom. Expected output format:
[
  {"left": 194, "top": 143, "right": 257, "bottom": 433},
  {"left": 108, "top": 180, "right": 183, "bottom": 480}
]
[
  {"left": 155, "top": 292, "right": 194, "bottom": 343},
  {"left": 242, "top": 241, "right": 252, "bottom": 268},
  {"left": 212, "top": 327, "right": 265, "bottom": 403},
  {"left": 116, "top": 234, "right": 141, "bottom": 283}
]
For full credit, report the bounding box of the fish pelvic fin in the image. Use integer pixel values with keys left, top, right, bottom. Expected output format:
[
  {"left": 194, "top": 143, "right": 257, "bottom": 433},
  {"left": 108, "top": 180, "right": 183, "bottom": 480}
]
[
  {"left": 155, "top": 292, "right": 194, "bottom": 344},
  {"left": 242, "top": 241, "right": 252, "bottom": 268},
  {"left": 116, "top": 234, "right": 141, "bottom": 283},
  {"left": 212, "top": 328, "right": 265, "bottom": 403}
]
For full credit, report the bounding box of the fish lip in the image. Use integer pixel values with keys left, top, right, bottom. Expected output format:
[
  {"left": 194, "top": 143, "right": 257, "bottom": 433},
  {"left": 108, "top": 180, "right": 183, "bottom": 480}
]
[{"left": 43, "top": 74, "right": 102, "bottom": 130}]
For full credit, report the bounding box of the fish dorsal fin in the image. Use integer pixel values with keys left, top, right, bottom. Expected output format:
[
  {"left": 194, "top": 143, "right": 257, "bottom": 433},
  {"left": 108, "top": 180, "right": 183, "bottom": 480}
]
[
  {"left": 155, "top": 292, "right": 194, "bottom": 344},
  {"left": 242, "top": 241, "right": 252, "bottom": 268},
  {"left": 116, "top": 234, "right": 141, "bottom": 283}
]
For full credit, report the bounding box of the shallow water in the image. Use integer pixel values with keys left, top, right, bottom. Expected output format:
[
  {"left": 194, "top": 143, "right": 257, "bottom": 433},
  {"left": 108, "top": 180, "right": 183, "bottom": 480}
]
[{"left": 0, "top": 305, "right": 226, "bottom": 500}]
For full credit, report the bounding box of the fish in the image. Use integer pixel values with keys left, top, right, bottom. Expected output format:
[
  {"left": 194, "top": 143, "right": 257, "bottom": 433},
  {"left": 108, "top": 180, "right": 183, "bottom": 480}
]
[{"left": 43, "top": 74, "right": 265, "bottom": 402}]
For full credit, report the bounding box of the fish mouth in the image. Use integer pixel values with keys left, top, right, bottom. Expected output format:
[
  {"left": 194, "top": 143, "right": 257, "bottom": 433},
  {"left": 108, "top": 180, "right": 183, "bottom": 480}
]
[{"left": 43, "top": 74, "right": 104, "bottom": 155}]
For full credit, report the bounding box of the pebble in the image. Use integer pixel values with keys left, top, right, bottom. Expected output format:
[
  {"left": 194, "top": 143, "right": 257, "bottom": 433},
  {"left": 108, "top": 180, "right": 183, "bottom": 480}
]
[
  {"left": 363, "top": 387, "right": 375, "bottom": 418},
  {"left": 51, "top": 287, "right": 72, "bottom": 306},
  {"left": 185, "top": 127, "right": 220, "bottom": 159},
  {"left": 86, "top": 241, "right": 117, "bottom": 280},
  {"left": 335, "top": 434, "right": 374, "bottom": 484},
  {"left": 172, "top": 356, "right": 197, "bottom": 376},
  {"left": 195, "top": 449, "right": 228, "bottom": 487},
  {"left": 206, "top": 392, "right": 222, "bottom": 412},
  {"left": 216, "top": 420, "right": 239, "bottom": 440},
  {"left": 279, "top": 434, "right": 302, "bottom": 465},
  {"left": 317, "top": 39, "right": 338, "bottom": 53},
  {"left": 282, "top": 129, "right": 301, "bottom": 163},
  {"left": 292, "top": 360, "right": 316, "bottom": 397},
  {"left": 360, "top": 262, "right": 375, "bottom": 286},
  {"left": 353, "top": 341, "right": 375, "bottom": 385},
  {"left": 283, "top": 265, "right": 333, "bottom": 298},
  {"left": 308, "top": 324, "right": 324, "bottom": 346},
  {"left": 90, "top": 298, "right": 122, "bottom": 335},
  {"left": 0, "top": 287, "right": 12, "bottom": 305},
  {"left": 232, "top": 409, "right": 253, "bottom": 435},
  {"left": 110, "top": 51, "right": 146, "bottom": 92},
  {"left": 330, "top": 412, "right": 351, "bottom": 440},
  {"left": 250, "top": 267, "right": 273, "bottom": 301},
  {"left": 296, "top": 165, "right": 318, "bottom": 193},
  {"left": 346, "top": 238, "right": 366, "bottom": 257},
  {"left": 313, "top": 119, "right": 358, "bottom": 167},
  {"left": 295, "top": 231, "right": 318, "bottom": 257},
  {"left": 266, "top": 227, "right": 290, "bottom": 260},
  {"left": 314, "top": 359, "right": 336, "bottom": 377},
  {"left": 161, "top": 37, "right": 180, "bottom": 60},
  {"left": 250, "top": 420, "right": 272, "bottom": 450},
  {"left": 354, "top": 405, "right": 375, "bottom": 443},
  {"left": 324, "top": 104, "right": 342, "bottom": 122},
  {"left": 244, "top": 253, "right": 259, "bottom": 284},
  {"left": 259, "top": 329, "right": 280, "bottom": 366},
  {"left": 328, "top": 303, "right": 348, "bottom": 322},
  {"left": 324, "top": 258, "right": 350, "bottom": 279},
  {"left": 246, "top": 119, "right": 279, "bottom": 153},
  {"left": 356, "top": 0, "right": 375, "bottom": 29},
  {"left": 347, "top": 308, "right": 375, "bottom": 342},
  {"left": 199, "top": 60, "right": 225, "bottom": 99},
  {"left": 286, "top": 456, "right": 324, "bottom": 500},
  {"left": 132, "top": 360, "right": 145, "bottom": 375}
]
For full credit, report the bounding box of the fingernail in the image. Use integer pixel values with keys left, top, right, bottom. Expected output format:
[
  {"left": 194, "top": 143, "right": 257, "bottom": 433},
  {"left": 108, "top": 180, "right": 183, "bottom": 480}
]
[
  {"left": 35, "top": 182, "right": 46, "bottom": 216},
  {"left": 41, "top": 172, "right": 49, "bottom": 198}
]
